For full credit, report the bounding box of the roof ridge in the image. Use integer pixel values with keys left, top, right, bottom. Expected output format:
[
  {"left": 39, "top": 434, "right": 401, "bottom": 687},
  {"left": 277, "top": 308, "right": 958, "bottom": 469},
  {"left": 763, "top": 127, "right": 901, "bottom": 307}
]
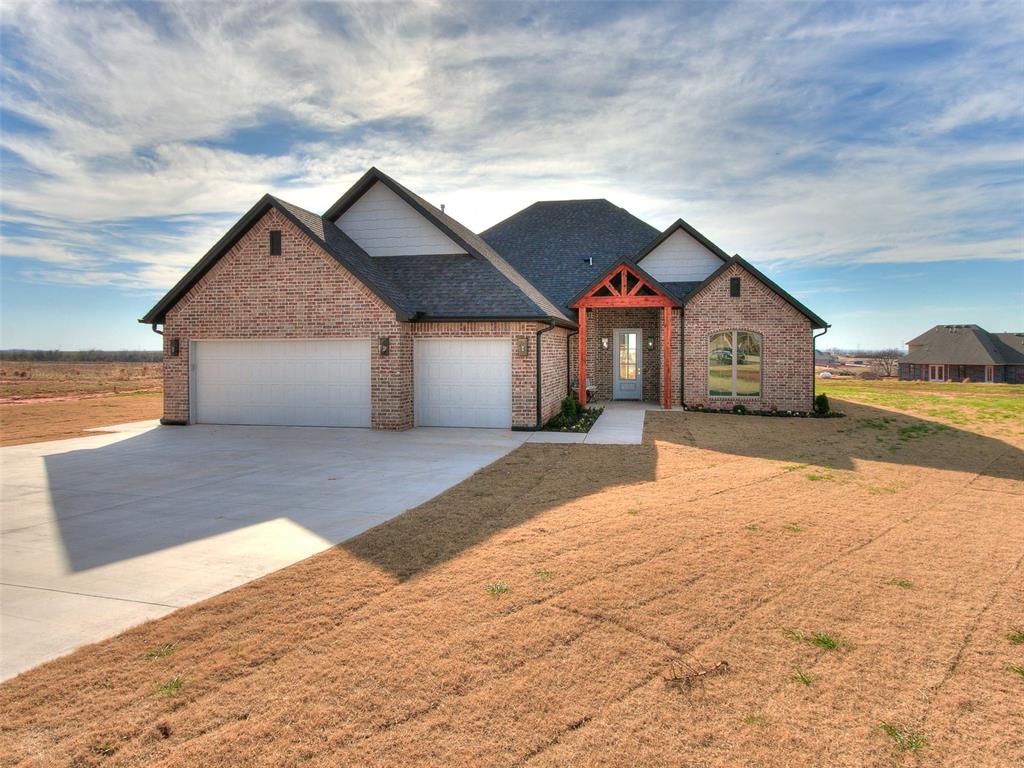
[{"left": 327, "top": 168, "right": 572, "bottom": 325}]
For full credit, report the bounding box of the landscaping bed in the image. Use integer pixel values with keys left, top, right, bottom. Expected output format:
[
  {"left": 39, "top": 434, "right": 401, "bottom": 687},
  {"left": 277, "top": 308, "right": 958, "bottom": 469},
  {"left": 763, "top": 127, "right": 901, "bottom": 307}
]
[{"left": 544, "top": 395, "right": 604, "bottom": 432}]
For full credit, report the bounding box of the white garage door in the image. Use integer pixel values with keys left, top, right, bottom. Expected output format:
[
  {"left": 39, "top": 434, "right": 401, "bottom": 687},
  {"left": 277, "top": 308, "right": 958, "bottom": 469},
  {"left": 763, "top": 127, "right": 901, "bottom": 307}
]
[
  {"left": 415, "top": 339, "right": 512, "bottom": 428},
  {"left": 193, "top": 340, "right": 371, "bottom": 427}
]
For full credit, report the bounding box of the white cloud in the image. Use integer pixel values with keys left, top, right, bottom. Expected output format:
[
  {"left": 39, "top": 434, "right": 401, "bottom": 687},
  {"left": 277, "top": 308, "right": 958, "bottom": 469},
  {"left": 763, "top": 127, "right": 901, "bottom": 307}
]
[{"left": 0, "top": 0, "right": 1021, "bottom": 298}]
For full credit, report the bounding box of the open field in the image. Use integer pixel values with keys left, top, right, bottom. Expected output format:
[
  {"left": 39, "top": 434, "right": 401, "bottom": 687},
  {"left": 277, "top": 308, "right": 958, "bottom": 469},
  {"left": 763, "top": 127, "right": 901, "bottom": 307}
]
[
  {"left": 2, "top": 382, "right": 1022, "bottom": 766},
  {"left": 0, "top": 362, "right": 163, "bottom": 446},
  {"left": 0, "top": 393, "right": 164, "bottom": 447},
  {"left": 819, "top": 378, "right": 1024, "bottom": 435},
  {"left": 0, "top": 362, "right": 162, "bottom": 401}
]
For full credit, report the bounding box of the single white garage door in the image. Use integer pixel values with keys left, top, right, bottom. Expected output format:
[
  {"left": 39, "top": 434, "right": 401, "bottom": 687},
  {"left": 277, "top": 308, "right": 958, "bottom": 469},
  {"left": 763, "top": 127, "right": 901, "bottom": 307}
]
[
  {"left": 193, "top": 340, "right": 371, "bottom": 427},
  {"left": 415, "top": 338, "right": 512, "bottom": 428}
]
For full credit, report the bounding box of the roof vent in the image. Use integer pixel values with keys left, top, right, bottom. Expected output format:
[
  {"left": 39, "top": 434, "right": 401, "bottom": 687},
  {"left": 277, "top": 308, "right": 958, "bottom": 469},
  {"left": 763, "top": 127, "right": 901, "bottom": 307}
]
[
  {"left": 584, "top": 256, "right": 593, "bottom": 266},
  {"left": 440, "top": 203, "right": 445, "bottom": 213}
]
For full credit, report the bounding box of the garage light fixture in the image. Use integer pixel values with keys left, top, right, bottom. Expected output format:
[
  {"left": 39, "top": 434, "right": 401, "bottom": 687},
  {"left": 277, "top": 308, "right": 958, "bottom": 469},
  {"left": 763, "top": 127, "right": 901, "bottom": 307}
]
[
  {"left": 169, "top": 338, "right": 180, "bottom": 357},
  {"left": 378, "top": 336, "right": 390, "bottom": 356},
  {"left": 646, "top": 337, "right": 655, "bottom": 351},
  {"left": 601, "top": 337, "right": 609, "bottom": 350}
]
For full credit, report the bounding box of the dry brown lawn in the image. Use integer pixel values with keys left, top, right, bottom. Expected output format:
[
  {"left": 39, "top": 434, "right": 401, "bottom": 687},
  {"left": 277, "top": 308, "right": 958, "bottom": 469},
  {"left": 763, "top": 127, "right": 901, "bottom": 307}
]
[
  {"left": 0, "top": 394, "right": 163, "bottom": 446},
  {"left": 2, "top": 388, "right": 1022, "bottom": 766},
  {"left": 0, "top": 362, "right": 162, "bottom": 401},
  {"left": 0, "top": 362, "right": 163, "bottom": 445}
]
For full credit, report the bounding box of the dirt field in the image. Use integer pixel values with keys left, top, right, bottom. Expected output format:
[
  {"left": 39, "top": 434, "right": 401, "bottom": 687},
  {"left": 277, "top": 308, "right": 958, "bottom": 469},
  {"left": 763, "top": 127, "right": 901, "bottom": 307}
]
[
  {"left": 0, "top": 393, "right": 164, "bottom": 446},
  {"left": 0, "top": 362, "right": 162, "bottom": 400},
  {"left": 1, "top": 383, "right": 1022, "bottom": 766},
  {"left": 0, "top": 362, "right": 163, "bottom": 445}
]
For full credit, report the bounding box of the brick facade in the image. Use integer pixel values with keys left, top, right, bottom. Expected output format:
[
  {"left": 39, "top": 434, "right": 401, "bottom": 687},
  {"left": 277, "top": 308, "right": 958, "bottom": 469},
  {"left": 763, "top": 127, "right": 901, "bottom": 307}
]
[
  {"left": 161, "top": 208, "right": 567, "bottom": 431},
  {"left": 682, "top": 263, "right": 812, "bottom": 412}
]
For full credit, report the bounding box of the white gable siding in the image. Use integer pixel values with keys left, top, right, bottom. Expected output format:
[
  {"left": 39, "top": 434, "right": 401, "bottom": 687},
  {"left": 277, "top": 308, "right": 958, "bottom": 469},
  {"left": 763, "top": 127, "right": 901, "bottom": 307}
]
[
  {"left": 335, "top": 181, "right": 467, "bottom": 257},
  {"left": 636, "top": 229, "right": 723, "bottom": 282}
]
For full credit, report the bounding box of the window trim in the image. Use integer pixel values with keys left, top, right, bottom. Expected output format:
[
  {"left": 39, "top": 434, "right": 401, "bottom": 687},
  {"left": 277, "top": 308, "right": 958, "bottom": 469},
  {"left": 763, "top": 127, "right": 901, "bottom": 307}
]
[{"left": 708, "top": 329, "right": 763, "bottom": 398}]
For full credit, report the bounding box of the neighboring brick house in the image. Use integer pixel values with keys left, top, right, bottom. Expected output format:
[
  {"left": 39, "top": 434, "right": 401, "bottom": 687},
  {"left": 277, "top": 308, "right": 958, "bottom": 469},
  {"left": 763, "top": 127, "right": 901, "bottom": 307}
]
[
  {"left": 898, "top": 325, "right": 1024, "bottom": 384},
  {"left": 142, "top": 168, "right": 827, "bottom": 430}
]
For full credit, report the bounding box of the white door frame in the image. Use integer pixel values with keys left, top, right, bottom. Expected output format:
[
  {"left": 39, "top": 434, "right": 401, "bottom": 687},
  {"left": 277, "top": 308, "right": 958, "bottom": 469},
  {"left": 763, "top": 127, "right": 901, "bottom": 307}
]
[
  {"left": 612, "top": 328, "right": 643, "bottom": 400},
  {"left": 928, "top": 364, "right": 945, "bottom": 382},
  {"left": 985, "top": 365, "right": 994, "bottom": 383}
]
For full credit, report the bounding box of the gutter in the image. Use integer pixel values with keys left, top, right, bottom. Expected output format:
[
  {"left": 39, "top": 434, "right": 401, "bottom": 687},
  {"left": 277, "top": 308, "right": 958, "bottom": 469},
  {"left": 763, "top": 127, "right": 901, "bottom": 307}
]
[
  {"left": 812, "top": 324, "right": 831, "bottom": 404},
  {"left": 150, "top": 323, "right": 163, "bottom": 336},
  {"left": 534, "top": 321, "right": 557, "bottom": 429}
]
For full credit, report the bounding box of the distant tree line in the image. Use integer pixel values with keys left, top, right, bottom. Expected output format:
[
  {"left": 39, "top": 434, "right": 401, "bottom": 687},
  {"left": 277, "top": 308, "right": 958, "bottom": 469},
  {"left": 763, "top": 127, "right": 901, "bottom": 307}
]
[{"left": 0, "top": 349, "right": 162, "bottom": 363}]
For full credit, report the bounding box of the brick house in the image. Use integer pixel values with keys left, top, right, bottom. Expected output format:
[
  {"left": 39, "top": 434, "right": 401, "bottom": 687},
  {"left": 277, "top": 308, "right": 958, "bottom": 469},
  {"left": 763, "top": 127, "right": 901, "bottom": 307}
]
[
  {"left": 142, "top": 168, "right": 827, "bottom": 430},
  {"left": 898, "top": 325, "right": 1024, "bottom": 384}
]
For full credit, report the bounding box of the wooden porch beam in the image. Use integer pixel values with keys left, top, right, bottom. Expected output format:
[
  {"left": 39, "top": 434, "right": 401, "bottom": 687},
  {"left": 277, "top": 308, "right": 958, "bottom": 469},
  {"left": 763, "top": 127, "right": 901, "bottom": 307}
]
[
  {"left": 662, "top": 306, "right": 672, "bottom": 410},
  {"left": 578, "top": 308, "right": 587, "bottom": 407},
  {"left": 577, "top": 295, "right": 675, "bottom": 308}
]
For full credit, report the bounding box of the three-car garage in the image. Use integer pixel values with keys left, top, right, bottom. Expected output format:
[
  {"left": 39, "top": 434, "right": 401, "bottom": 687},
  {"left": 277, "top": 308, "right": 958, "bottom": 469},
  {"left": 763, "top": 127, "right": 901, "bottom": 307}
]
[{"left": 189, "top": 338, "right": 514, "bottom": 429}]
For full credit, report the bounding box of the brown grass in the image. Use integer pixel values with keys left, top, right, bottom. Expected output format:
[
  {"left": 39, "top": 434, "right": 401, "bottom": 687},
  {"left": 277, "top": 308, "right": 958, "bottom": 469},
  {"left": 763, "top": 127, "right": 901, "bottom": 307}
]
[
  {"left": 2, "top": 391, "right": 1022, "bottom": 766},
  {"left": 0, "top": 393, "right": 163, "bottom": 446},
  {"left": 0, "top": 362, "right": 162, "bottom": 401}
]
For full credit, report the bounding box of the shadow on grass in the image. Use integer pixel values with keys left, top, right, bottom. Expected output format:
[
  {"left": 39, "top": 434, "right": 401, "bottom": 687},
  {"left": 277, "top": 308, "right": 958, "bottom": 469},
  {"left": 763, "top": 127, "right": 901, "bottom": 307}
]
[
  {"left": 34, "top": 400, "right": 1021, "bottom": 579},
  {"left": 342, "top": 399, "right": 1022, "bottom": 580}
]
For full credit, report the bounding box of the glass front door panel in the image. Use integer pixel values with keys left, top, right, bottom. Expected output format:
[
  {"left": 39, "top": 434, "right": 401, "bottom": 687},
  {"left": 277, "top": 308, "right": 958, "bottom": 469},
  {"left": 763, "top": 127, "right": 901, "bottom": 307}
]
[{"left": 618, "top": 333, "right": 637, "bottom": 381}]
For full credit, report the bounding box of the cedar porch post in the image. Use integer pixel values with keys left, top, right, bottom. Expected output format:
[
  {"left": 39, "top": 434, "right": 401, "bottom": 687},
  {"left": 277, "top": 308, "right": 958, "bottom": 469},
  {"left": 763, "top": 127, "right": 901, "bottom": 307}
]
[
  {"left": 662, "top": 305, "right": 672, "bottom": 410},
  {"left": 578, "top": 307, "right": 588, "bottom": 407}
]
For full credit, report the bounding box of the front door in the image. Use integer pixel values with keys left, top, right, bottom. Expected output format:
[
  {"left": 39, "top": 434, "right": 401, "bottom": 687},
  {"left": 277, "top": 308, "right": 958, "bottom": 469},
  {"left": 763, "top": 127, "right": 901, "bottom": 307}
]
[
  {"left": 928, "top": 364, "right": 945, "bottom": 382},
  {"left": 613, "top": 329, "right": 642, "bottom": 400}
]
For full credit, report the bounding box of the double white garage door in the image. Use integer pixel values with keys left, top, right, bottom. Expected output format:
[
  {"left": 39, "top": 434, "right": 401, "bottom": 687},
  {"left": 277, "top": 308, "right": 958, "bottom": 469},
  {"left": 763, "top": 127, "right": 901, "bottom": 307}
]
[{"left": 192, "top": 338, "right": 511, "bottom": 429}]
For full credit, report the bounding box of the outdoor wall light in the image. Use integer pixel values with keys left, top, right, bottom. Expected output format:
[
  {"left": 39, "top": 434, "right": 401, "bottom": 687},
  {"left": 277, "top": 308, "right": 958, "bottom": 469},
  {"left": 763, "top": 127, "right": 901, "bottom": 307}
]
[
  {"left": 646, "top": 337, "right": 655, "bottom": 351},
  {"left": 601, "top": 337, "right": 609, "bottom": 350},
  {"left": 515, "top": 337, "right": 530, "bottom": 357},
  {"left": 169, "top": 338, "right": 180, "bottom": 357},
  {"left": 378, "top": 336, "right": 390, "bottom": 356}
]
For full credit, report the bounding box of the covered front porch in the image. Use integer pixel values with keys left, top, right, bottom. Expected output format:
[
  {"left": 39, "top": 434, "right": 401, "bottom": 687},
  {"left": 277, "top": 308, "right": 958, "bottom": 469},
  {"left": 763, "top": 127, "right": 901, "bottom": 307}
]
[{"left": 570, "top": 262, "right": 682, "bottom": 410}]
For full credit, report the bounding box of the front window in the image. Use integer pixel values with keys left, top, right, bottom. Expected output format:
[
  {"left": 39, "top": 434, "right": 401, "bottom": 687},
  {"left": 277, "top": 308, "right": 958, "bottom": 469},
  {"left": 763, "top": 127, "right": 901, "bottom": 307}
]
[{"left": 709, "top": 331, "right": 762, "bottom": 397}]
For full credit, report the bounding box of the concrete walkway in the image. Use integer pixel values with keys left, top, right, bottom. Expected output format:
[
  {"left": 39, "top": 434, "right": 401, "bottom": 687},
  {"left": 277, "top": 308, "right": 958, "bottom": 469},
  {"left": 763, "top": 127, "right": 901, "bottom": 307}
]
[
  {"left": 526, "top": 401, "right": 653, "bottom": 445},
  {"left": 0, "top": 421, "right": 529, "bottom": 680}
]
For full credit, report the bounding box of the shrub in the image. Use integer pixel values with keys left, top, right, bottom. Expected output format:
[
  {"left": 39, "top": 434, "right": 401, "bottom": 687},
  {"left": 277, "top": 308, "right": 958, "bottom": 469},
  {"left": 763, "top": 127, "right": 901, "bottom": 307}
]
[
  {"left": 560, "top": 395, "right": 580, "bottom": 424},
  {"left": 732, "top": 404, "right": 748, "bottom": 415},
  {"left": 813, "top": 393, "right": 830, "bottom": 416}
]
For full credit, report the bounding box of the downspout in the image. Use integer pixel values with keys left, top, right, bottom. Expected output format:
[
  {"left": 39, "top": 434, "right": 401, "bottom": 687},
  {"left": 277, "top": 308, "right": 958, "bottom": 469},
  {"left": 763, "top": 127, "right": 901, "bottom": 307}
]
[
  {"left": 150, "top": 323, "right": 164, "bottom": 336},
  {"left": 812, "top": 324, "right": 831, "bottom": 404},
  {"left": 535, "top": 321, "right": 556, "bottom": 429},
  {"left": 566, "top": 329, "right": 579, "bottom": 398}
]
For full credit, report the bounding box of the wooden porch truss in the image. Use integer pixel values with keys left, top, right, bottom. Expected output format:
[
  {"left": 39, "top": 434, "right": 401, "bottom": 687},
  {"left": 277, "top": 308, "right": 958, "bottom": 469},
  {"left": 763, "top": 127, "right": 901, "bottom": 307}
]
[{"left": 570, "top": 262, "right": 679, "bottom": 410}]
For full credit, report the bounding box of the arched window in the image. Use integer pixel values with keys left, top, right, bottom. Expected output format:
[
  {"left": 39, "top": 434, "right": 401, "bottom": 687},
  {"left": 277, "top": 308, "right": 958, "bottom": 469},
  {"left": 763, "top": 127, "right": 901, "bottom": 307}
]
[{"left": 709, "top": 331, "right": 762, "bottom": 397}]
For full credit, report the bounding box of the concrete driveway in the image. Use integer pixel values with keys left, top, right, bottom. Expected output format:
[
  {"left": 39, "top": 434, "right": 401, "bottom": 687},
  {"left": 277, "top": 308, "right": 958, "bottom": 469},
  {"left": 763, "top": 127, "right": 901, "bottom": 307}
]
[{"left": 0, "top": 421, "right": 529, "bottom": 680}]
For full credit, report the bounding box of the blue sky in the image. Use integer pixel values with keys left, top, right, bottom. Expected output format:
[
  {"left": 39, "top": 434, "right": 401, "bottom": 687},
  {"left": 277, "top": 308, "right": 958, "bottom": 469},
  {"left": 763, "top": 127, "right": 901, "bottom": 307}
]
[{"left": 1, "top": 0, "right": 1021, "bottom": 351}]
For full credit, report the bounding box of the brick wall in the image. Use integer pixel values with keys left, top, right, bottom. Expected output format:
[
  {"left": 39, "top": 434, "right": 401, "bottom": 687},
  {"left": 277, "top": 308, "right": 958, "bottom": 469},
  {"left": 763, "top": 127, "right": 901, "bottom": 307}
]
[
  {"left": 682, "top": 263, "right": 813, "bottom": 411},
  {"left": 161, "top": 207, "right": 558, "bottom": 430},
  {"left": 162, "top": 208, "right": 410, "bottom": 429},
  {"left": 540, "top": 326, "right": 570, "bottom": 424}
]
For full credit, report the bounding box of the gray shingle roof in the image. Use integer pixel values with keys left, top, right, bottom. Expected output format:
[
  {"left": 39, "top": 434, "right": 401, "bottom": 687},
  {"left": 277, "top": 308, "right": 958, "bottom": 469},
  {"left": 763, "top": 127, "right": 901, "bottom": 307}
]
[
  {"left": 278, "top": 195, "right": 562, "bottom": 322},
  {"left": 373, "top": 255, "right": 546, "bottom": 319},
  {"left": 480, "top": 200, "right": 660, "bottom": 315},
  {"left": 323, "top": 168, "right": 571, "bottom": 324},
  {"left": 902, "top": 325, "right": 1024, "bottom": 365}
]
